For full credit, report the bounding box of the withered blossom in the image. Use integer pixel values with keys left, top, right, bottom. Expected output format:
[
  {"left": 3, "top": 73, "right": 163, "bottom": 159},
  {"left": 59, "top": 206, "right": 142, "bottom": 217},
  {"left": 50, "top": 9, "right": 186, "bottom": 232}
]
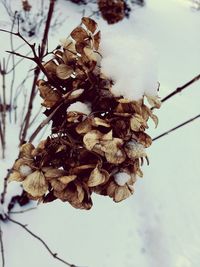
[{"left": 8, "top": 17, "right": 161, "bottom": 210}]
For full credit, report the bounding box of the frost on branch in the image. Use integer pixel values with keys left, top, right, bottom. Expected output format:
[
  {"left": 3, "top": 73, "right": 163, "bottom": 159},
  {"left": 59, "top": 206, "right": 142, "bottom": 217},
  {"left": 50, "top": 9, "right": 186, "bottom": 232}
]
[{"left": 8, "top": 17, "right": 161, "bottom": 210}]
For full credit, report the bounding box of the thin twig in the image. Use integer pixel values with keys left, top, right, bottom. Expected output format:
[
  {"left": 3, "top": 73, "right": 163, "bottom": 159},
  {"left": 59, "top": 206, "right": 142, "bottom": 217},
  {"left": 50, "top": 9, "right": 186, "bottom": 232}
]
[
  {"left": 9, "top": 207, "right": 37, "bottom": 214},
  {"left": 0, "top": 223, "right": 5, "bottom": 267},
  {"left": 5, "top": 215, "right": 79, "bottom": 267},
  {"left": 29, "top": 102, "right": 63, "bottom": 143},
  {"left": 153, "top": 114, "right": 200, "bottom": 141},
  {"left": 161, "top": 73, "right": 200, "bottom": 103},
  {"left": 19, "top": 0, "right": 56, "bottom": 145}
]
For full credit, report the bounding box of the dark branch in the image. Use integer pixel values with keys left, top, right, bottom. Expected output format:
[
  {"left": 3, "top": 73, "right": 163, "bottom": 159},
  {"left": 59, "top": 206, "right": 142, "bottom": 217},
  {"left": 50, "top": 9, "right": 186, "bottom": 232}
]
[
  {"left": 153, "top": 114, "right": 200, "bottom": 141},
  {"left": 161, "top": 73, "right": 200, "bottom": 103},
  {"left": 0, "top": 223, "right": 5, "bottom": 267},
  {"left": 5, "top": 215, "right": 80, "bottom": 267}
]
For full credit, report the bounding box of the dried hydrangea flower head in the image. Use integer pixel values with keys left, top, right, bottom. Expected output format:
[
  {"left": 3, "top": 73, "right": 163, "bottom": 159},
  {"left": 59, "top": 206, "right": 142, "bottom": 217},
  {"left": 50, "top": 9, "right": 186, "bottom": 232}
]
[
  {"left": 98, "top": 0, "right": 126, "bottom": 24},
  {"left": 9, "top": 17, "right": 161, "bottom": 210}
]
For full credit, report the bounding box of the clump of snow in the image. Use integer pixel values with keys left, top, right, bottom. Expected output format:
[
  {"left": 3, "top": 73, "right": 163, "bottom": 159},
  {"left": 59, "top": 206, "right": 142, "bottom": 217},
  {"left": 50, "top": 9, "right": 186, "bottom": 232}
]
[
  {"left": 114, "top": 172, "right": 131, "bottom": 186},
  {"left": 67, "top": 101, "right": 91, "bottom": 115},
  {"left": 19, "top": 165, "right": 32, "bottom": 177},
  {"left": 100, "top": 34, "right": 158, "bottom": 101}
]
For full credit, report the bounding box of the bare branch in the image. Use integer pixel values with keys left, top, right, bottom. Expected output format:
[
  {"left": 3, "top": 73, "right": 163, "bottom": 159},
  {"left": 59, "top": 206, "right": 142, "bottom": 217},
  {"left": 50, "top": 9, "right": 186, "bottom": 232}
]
[
  {"left": 0, "top": 223, "right": 5, "bottom": 267},
  {"left": 9, "top": 207, "right": 37, "bottom": 214},
  {"left": 20, "top": 0, "right": 56, "bottom": 145},
  {"left": 161, "top": 73, "right": 200, "bottom": 103},
  {"left": 5, "top": 215, "right": 80, "bottom": 267},
  {"left": 29, "top": 102, "right": 63, "bottom": 143},
  {"left": 153, "top": 114, "right": 200, "bottom": 141}
]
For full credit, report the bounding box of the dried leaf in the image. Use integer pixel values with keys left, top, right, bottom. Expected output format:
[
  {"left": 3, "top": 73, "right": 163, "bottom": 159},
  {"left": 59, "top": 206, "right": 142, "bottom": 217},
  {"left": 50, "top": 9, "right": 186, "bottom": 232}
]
[{"left": 23, "top": 171, "right": 48, "bottom": 197}]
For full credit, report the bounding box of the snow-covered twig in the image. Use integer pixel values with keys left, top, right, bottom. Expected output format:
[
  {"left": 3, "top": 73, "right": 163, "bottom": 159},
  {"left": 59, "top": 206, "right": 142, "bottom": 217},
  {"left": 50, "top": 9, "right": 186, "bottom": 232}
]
[
  {"left": 0, "top": 223, "right": 5, "bottom": 267},
  {"left": 153, "top": 114, "right": 200, "bottom": 141},
  {"left": 5, "top": 215, "right": 81, "bottom": 267}
]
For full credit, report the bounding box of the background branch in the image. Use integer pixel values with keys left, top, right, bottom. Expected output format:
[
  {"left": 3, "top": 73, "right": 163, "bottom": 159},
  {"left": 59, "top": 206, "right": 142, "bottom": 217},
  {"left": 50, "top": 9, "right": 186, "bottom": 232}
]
[
  {"left": 5, "top": 215, "right": 80, "bottom": 267},
  {"left": 153, "top": 114, "right": 200, "bottom": 141}
]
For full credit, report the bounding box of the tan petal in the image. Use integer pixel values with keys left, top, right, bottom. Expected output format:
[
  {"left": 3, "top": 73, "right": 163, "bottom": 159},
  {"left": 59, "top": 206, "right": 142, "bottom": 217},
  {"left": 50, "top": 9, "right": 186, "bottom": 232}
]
[
  {"left": 83, "top": 130, "right": 101, "bottom": 150},
  {"left": 100, "top": 138, "right": 126, "bottom": 164},
  {"left": 63, "top": 88, "right": 84, "bottom": 101},
  {"left": 23, "top": 171, "right": 48, "bottom": 197},
  {"left": 76, "top": 118, "right": 92, "bottom": 134},
  {"left": 45, "top": 168, "right": 66, "bottom": 180},
  {"left": 92, "top": 117, "right": 110, "bottom": 128},
  {"left": 114, "top": 185, "right": 132, "bottom": 202},
  {"left": 50, "top": 179, "right": 67, "bottom": 192},
  {"left": 135, "top": 132, "right": 152, "bottom": 148},
  {"left": 130, "top": 114, "right": 147, "bottom": 132},
  {"left": 14, "top": 158, "right": 33, "bottom": 171},
  {"left": 37, "top": 80, "right": 61, "bottom": 108},
  {"left": 20, "top": 143, "right": 34, "bottom": 158},
  {"left": 87, "top": 166, "right": 109, "bottom": 187},
  {"left": 93, "top": 30, "right": 101, "bottom": 50},
  {"left": 8, "top": 171, "right": 23, "bottom": 182},
  {"left": 146, "top": 95, "right": 161, "bottom": 109},
  {"left": 83, "top": 47, "right": 97, "bottom": 62},
  {"left": 56, "top": 64, "right": 73, "bottom": 80},
  {"left": 71, "top": 26, "right": 88, "bottom": 42},
  {"left": 82, "top": 17, "right": 97, "bottom": 33},
  {"left": 107, "top": 181, "right": 118, "bottom": 197},
  {"left": 58, "top": 175, "right": 77, "bottom": 184}
]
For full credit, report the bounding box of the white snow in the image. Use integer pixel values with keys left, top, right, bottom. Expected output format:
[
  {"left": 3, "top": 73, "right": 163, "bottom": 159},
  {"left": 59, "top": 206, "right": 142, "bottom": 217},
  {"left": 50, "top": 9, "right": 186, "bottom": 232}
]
[
  {"left": 114, "top": 172, "right": 131, "bottom": 186},
  {"left": 100, "top": 34, "right": 158, "bottom": 100},
  {"left": 67, "top": 101, "right": 91, "bottom": 115},
  {"left": 19, "top": 165, "right": 32, "bottom": 177},
  {"left": 1, "top": 1, "right": 200, "bottom": 267}
]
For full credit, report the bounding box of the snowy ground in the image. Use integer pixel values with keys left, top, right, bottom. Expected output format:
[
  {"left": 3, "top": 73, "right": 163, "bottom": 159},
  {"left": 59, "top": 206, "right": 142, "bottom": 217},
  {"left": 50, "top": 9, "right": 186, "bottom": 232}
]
[{"left": 1, "top": 0, "right": 200, "bottom": 267}]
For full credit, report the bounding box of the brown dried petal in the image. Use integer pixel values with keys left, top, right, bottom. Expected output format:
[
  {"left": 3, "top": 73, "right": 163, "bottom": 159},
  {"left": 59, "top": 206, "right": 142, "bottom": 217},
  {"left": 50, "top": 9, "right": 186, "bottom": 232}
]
[
  {"left": 37, "top": 80, "right": 61, "bottom": 108},
  {"left": 20, "top": 143, "right": 34, "bottom": 158},
  {"left": 8, "top": 171, "right": 23, "bottom": 182},
  {"left": 76, "top": 118, "right": 93, "bottom": 134},
  {"left": 56, "top": 64, "right": 73, "bottom": 80},
  {"left": 83, "top": 130, "right": 102, "bottom": 150},
  {"left": 114, "top": 185, "right": 132, "bottom": 203},
  {"left": 23, "top": 171, "right": 48, "bottom": 197},
  {"left": 82, "top": 17, "right": 97, "bottom": 33},
  {"left": 135, "top": 132, "right": 152, "bottom": 148},
  {"left": 87, "top": 166, "right": 109, "bottom": 187},
  {"left": 58, "top": 175, "right": 77, "bottom": 184},
  {"left": 146, "top": 95, "right": 161, "bottom": 109},
  {"left": 50, "top": 179, "right": 67, "bottom": 192},
  {"left": 130, "top": 114, "right": 148, "bottom": 132},
  {"left": 93, "top": 31, "right": 101, "bottom": 50},
  {"left": 71, "top": 26, "right": 88, "bottom": 42},
  {"left": 45, "top": 168, "right": 66, "bottom": 180},
  {"left": 92, "top": 117, "right": 110, "bottom": 128}
]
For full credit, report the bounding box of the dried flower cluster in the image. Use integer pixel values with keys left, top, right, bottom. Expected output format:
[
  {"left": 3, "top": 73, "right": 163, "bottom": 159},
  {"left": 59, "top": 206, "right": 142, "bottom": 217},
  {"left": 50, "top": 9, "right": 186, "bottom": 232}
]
[
  {"left": 69, "top": 0, "right": 145, "bottom": 24},
  {"left": 9, "top": 17, "right": 160, "bottom": 210}
]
